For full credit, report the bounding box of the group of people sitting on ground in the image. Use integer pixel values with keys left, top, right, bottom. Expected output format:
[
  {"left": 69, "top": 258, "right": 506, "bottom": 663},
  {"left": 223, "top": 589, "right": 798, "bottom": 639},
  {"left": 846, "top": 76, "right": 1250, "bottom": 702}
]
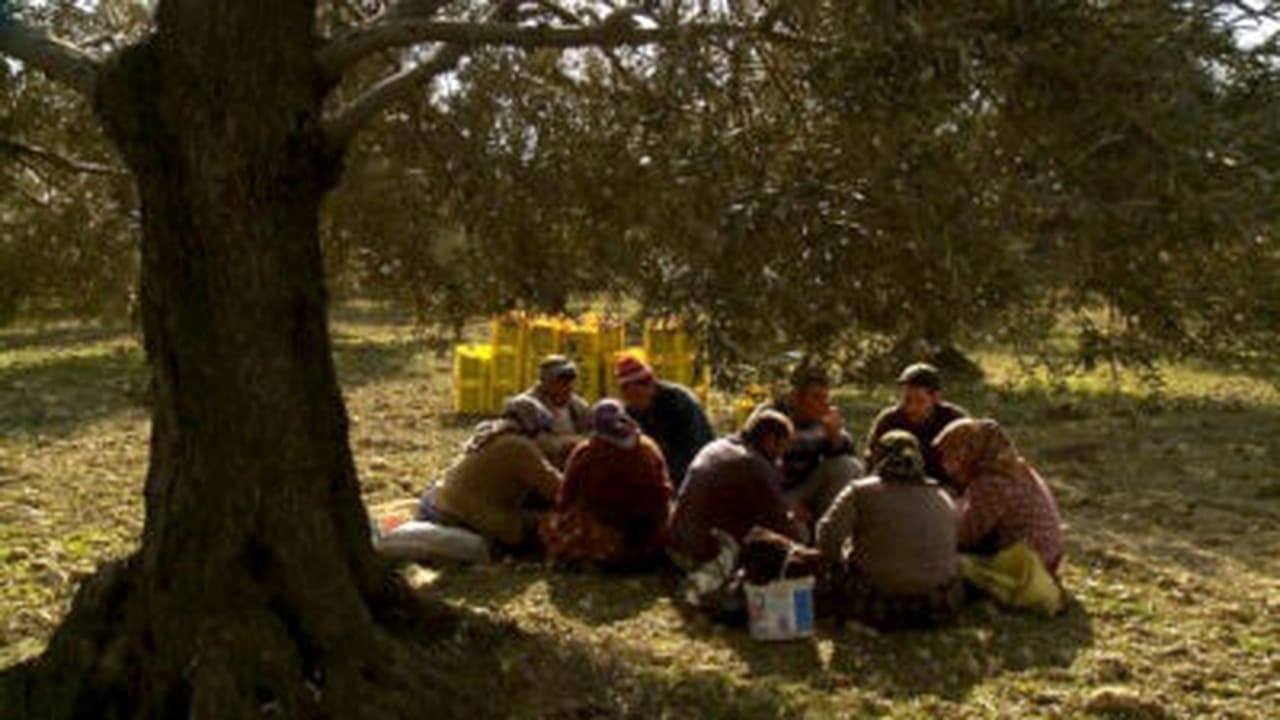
[{"left": 409, "top": 354, "right": 1066, "bottom": 629}]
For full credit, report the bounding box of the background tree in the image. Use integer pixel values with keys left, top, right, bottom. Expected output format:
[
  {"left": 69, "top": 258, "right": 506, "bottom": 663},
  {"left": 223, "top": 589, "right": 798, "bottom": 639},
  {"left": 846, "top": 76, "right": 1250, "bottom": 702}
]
[{"left": 0, "top": 2, "right": 138, "bottom": 322}]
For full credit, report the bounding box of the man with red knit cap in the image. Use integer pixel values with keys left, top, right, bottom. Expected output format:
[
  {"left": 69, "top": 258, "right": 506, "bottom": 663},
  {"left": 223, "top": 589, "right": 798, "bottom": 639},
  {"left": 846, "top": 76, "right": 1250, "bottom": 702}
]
[{"left": 615, "top": 354, "right": 716, "bottom": 489}]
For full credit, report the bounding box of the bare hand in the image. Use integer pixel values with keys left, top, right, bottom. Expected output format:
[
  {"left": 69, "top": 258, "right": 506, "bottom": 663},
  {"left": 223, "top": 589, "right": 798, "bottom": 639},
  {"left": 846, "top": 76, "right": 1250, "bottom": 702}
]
[{"left": 821, "top": 406, "right": 845, "bottom": 444}]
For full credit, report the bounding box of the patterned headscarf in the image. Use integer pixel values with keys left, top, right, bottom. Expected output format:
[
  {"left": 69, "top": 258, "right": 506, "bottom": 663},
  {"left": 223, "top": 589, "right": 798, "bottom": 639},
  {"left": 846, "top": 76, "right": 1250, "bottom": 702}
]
[
  {"left": 933, "top": 418, "right": 1035, "bottom": 486},
  {"left": 871, "top": 430, "right": 927, "bottom": 482},
  {"left": 591, "top": 398, "right": 640, "bottom": 449},
  {"left": 465, "top": 395, "right": 554, "bottom": 454}
]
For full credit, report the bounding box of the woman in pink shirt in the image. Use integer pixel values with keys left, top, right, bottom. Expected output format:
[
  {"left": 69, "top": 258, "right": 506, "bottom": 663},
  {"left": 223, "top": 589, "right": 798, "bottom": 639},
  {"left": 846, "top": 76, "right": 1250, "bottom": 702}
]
[{"left": 934, "top": 418, "right": 1064, "bottom": 577}]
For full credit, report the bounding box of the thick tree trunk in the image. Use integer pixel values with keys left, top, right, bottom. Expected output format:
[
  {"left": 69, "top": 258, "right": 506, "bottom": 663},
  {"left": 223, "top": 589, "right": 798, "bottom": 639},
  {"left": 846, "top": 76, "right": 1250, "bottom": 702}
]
[{"left": 3, "top": 3, "right": 488, "bottom": 718}]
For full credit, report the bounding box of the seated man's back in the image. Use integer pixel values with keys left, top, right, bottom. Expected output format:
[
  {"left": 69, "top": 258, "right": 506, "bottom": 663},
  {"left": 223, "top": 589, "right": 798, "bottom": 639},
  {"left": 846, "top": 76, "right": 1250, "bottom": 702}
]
[
  {"left": 668, "top": 436, "right": 797, "bottom": 565},
  {"left": 840, "top": 477, "right": 957, "bottom": 595}
]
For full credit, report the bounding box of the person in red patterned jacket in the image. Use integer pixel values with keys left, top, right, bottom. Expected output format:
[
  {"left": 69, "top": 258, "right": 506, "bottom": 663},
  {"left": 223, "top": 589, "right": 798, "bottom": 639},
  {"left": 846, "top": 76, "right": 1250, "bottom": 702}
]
[
  {"left": 933, "top": 418, "right": 1064, "bottom": 576},
  {"left": 540, "top": 399, "right": 672, "bottom": 569}
]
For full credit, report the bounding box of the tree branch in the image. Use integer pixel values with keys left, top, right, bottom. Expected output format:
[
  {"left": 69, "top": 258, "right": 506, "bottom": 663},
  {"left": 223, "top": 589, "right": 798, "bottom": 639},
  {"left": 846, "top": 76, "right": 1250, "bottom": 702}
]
[
  {"left": 318, "top": 17, "right": 745, "bottom": 78},
  {"left": 322, "top": 0, "right": 523, "bottom": 148},
  {"left": 1, "top": 136, "right": 125, "bottom": 176},
  {"left": 0, "top": 16, "right": 100, "bottom": 96},
  {"left": 322, "top": 44, "right": 467, "bottom": 147},
  {"left": 319, "top": 2, "right": 783, "bottom": 148}
]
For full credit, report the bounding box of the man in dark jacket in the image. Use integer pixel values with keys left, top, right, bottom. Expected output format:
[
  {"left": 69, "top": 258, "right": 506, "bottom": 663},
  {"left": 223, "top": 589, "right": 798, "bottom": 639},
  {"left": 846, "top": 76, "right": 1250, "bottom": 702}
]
[
  {"left": 864, "top": 363, "right": 969, "bottom": 490},
  {"left": 752, "top": 365, "right": 863, "bottom": 522},
  {"left": 615, "top": 354, "right": 716, "bottom": 489}
]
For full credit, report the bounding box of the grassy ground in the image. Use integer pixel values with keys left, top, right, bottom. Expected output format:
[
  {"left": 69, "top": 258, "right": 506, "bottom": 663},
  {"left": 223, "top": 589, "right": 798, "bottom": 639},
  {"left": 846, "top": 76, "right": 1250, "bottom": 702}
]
[{"left": 1, "top": 310, "right": 1278, "bottom": 718}]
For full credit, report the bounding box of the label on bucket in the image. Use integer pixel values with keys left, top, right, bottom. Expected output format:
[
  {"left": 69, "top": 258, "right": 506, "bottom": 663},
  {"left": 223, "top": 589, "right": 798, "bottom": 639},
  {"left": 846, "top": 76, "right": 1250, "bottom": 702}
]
[
  {"left": 793, "top": 586, "right": 814, "bottom": 632},
  {"left": 746, "top": 578, "right": 816, "bottom": 641}
]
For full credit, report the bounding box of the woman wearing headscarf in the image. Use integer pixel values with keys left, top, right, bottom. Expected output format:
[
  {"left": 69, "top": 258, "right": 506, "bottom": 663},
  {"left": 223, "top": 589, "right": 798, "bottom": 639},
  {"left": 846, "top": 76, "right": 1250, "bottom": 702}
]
[
  {"left": 417, "top": 395, "right": 562, "bottom": 551},
  {"left": 815, "top": 431, "right": 963, "bottom": 629},
  {"left": 934, "top": 418, "right": 1066, "bottom": 615},
  {"left": 540, "top": 399, "right": 673, "bottom": 568},
  {"left": 933, "top": 418, "right": 1064, "bottom": 575}
]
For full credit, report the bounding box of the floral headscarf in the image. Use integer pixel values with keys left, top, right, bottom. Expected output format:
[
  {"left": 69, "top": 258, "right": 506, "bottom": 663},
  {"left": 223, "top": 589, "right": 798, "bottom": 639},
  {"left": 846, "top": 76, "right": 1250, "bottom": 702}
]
[
  {"left": 465, "top": 395, "right": 554, "bottom": 454},
  {"left": 933, "top": 418, "right": 1035, "bottom": 486},
  {"left": 871, "top": 430, "right": 927, "bottom": 482},
  {"left": 591, "top": 399, "right": 640, "bottom": 449}
]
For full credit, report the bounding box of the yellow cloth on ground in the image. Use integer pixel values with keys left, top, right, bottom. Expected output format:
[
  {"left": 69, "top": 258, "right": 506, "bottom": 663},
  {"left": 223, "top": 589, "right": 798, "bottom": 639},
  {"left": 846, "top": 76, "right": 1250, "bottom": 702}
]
[{"left": 960, "top": 541, "right": 1063, "bottom": 616}]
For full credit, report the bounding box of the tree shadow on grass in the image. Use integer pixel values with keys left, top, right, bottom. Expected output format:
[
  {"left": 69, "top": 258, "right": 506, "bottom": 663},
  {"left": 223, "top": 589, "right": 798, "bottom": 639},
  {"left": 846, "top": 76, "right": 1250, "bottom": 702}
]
[
  {"left": 0, "top": 346, "right": 145, "bottom": 438},
  {"left": 0, "top": 332, "right": 428, "bottom": 439},
  {"left": 0, "top": 324, "right": 131, "bottom": 354},
  {"left": 707, "top": 595, "right": 1093, "bottom": 702},
  {"left": 825, "top": 597, "right": 1093, "bottom": 701},
  {"left": 398, "top": 598, "right": 801, "bottom": 720},
  {"left": 421, "top": 560, "right": 548, "bottom": 613},
  {"left": 1, "top": 580, "right": 798, "bottom": 720},
  {"left": 543, "top": 569, "right": 668, "bottom": 625}
]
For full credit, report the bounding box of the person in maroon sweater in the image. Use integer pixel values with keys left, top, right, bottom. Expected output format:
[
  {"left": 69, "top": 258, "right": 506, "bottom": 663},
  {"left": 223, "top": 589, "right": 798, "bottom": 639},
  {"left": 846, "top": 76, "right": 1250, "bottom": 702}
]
[
  {"left": 540, "top": 400, "right": 673, "bottom": 568},
  {"left": 668, "top": 410, "right": 807, "bottom": 568}
]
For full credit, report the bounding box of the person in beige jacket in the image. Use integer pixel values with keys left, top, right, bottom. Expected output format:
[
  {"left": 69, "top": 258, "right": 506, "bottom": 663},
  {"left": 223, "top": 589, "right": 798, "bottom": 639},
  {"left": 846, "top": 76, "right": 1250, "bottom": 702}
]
[
  {"left": 816, "top": 430, "right": 962, "bottom": 629},
  {"left": 418, "top": 396, "right": 563, "bottom": 550}
]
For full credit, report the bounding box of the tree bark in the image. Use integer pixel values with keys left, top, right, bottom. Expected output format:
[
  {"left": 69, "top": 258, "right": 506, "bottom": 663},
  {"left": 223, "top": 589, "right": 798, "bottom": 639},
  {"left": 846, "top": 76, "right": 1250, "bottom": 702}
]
[{"left": 3, "top": 3, "right": 483, "bottom": 718}]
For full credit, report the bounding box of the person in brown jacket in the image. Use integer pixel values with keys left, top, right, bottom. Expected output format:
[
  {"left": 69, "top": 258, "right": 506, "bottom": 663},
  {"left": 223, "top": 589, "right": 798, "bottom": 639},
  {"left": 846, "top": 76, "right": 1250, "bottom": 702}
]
[
  {"left": 668, "top": 410, "right": 806, "bottom": 568},
  {"left": 417, "top": 396, "right": 562, "bottom": 550},
  {"left": 816, "top": 430, "right": 963, "bottom": 629}
]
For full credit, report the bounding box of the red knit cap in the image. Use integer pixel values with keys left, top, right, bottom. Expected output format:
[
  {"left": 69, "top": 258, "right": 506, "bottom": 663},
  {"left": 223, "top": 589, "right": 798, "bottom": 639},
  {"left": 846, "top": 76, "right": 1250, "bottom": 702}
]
[{"left": 615, "top": 355, "right": 655, "bottom": 386}]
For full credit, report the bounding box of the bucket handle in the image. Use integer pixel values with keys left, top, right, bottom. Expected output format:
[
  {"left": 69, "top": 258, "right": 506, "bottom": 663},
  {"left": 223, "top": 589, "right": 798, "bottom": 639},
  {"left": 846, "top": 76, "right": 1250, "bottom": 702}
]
[{"left": 778, "top": 546, "right": 797, "bottom": 582}]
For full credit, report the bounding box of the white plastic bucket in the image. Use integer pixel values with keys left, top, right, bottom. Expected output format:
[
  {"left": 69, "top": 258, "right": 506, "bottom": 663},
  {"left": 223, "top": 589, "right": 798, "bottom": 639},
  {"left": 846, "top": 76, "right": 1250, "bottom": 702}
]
[{"left": 745, "top": 576, "right": 816, "bottom": 641}]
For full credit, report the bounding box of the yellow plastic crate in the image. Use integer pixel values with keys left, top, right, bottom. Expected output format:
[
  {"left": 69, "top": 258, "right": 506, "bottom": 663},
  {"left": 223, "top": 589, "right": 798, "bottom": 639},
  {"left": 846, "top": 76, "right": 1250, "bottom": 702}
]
[
  {"left": 490, "top": 347, "right": 524, "bottom": 411},
  {"left": 490, "top": 313, "right": 530, "bottom": 394},
  {"left": 562, "top": 321, "right": 605, "bottom": 402},
  {"left": 733, "top": 384, "right": 771, "bottom": 430},
  {"left": 453, "top": 344, "right": 494, "bottom": 415},
  {"left": 525, "top": 316, "right": 564, "bottom": 386},
  {"left": 581, "top": 312, "right": 627, "bottom": 358},
  {"left": 599, "top": 322, "right": 627, "bottom": 359},
  {"left": 650, "top": 352, "right": 697, "bottom": 388},
  {"left": 644, "top": 318, "right": 691, "bottom": 358},
  {"left": 491, "top": 312, "right": 528, "bottom": 350}
]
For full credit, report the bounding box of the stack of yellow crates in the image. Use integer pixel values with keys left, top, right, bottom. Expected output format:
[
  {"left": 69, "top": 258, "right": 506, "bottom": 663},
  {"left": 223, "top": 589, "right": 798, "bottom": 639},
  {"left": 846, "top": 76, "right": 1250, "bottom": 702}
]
[
  {"left": 453, "top": 314, "right": 711, "bottom": 414},
  {"left": 561, "top": 317, "right": 604, "bottom": 402},
  {"left": 524, "top": 316, "right": 563, "bottom": 390},
  {"left": 644, "top": 318, "right": 711, "bottom": 403},
  {"left": 598, "top": 318, "right": 627, "bottom": 365},
  {"left": 452, "top": 344, "right": 494, "bottom": 415},
  {"left": 489, "top": 313, "right": 527, "bottom": 410}
]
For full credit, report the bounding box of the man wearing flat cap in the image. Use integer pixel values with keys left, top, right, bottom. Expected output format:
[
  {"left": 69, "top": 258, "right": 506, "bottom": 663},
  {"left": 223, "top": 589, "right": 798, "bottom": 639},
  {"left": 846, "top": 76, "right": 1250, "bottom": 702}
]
[
  {"left": 518, "top": 354, "right": 591, "bottom": 468},
  {"left": 864, "top": 363, "right": 969, "bottom": 490}
]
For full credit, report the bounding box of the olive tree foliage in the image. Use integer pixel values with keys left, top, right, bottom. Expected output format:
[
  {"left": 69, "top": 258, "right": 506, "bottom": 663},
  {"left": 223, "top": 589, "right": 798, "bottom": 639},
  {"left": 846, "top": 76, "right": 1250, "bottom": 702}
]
[
  {"left": 3, "top": 0, "right": 1278, "bottom": 381},
  {"left": 324, "top": 0, "right": 1280, "bottom": 382},
  {"left": 0, "top": 1, "right": 144, "bottom": 322}
]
